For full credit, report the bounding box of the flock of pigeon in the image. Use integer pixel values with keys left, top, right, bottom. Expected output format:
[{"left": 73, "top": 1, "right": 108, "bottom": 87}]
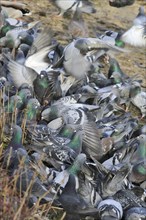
[{"left": 0, "top": 0, "right": 146, "bottom": 220}]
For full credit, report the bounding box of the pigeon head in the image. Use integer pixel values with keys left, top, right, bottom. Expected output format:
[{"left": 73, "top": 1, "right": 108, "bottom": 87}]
[{"left": 134, "top": 6, "right": 146, "bottom": 26}]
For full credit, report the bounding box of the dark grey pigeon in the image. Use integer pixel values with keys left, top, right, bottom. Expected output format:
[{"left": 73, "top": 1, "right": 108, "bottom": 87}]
[
  {"left": 2, "top": 125, "right": 27, "bottom": 175},
  {"left": 109, "top": 0, "right": 135, "bottom": 7},
  {"left": 58, "top": 174, "right": 98, "bottom": 219}
]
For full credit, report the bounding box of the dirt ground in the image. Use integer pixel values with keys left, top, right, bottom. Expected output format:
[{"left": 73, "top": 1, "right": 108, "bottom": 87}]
[{"left": 19, "top": 0, "right": 146, "bottom": 87}]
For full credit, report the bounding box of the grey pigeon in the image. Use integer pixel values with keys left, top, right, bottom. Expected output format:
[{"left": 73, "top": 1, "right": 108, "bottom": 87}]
[
  {"left": 113, "top": 189, "right": 146, "bottom": 210},
  {"left": 54, "top": 153, "right": 86, "bottom": 189},
  {"left": 78, "top": 172, "right": 102, "bottom": 207},
  {"left": 102, "top": 164, "right": 131, "bottom": 197},
  {"left": 68, "top": 8, "right": 89, "bottom": 38},
  {"left": 25, "top": 30, "right": 57, "bottom": 74},
  {"left": 124, "top": 207, "right": 146, "bottom": 220},
  {"left": 63, "top": 37, "right": 128, "bottom": 80},
  {"left": 41, "top": 95, "right": 98, "bottom": 125},
  {"left": 98, "top": 30, "right": 125, "bottom": 49},
  {"left": 99, "top": 7, "right": 146, "bottom": 48},
  {"left": 130, "top": 89, "right": 146, "bottom": 118},
  {"left": 121, "top": 6, "right": 146, "bottom": 47},
  {"left": 5, "top": 55, "right": 37, "bottom": 89},
  {"left": 97, "top": 198, "right": 123, "bottom": 220},
  {"left": 0, "top": 28, "right": 30, "bottom": 49},
  {"left": 58, "top": 174, "right": 98, "bottom": 219},
  {"left": 0, "top": 21, "right": 39, "bottom": 49},
  {"left": 58, "top": 174, "right": 87, "bottom": 211},
  {"left": 51, "top": 0, "right": 96, "bottom": 16}
]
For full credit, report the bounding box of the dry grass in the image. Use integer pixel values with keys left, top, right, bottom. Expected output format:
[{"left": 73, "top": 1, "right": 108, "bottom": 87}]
[
  {"left": 0, "top": 154, "right": 64, "bottom": 220},
  {"left": 0, "top": 169, "right": 64, "bottom": 220},
  {"left": 0, "top": 92, "right": 64, "bottom": 220}
]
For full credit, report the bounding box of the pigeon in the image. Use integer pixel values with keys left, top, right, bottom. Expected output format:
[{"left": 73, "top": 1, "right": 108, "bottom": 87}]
[
  {"left": 33, "top": 70, "right": 52, "bottom": 104},
  {"left": 0, "top": 20, "right": 39, "bottom": 49},
  {"left": 26, "top": 123, "right": 84, "bottom": 169},
  {"left": 17, "top": 85, "right": 33, "bottom": 107},
  {"left": 127, "top": 134, "right": 146, "bottom": 183},
  {"left": 62, "top": 125, "right": 83, "bottom": 155},
  {"left": 131, "top": 125, "right": 146, "bottom": 138},
  {"left": 4, "top": 94, "right": 23, "bottom": 114},
  {"left": 24, "top": 30, "right": 57, "bottom": 75},
  {"left": 41, "top": 96, "right": 98, "bottom": 125},
  {"left": 97, "top": 198, "right": 123, "bottom": 220},
  {"left": 2, "top": 94, "right": 23, "bottom": 125},
  {"left": 21, "top": 98, "right": 40, "bottom": 125},
  {"left": 107, "top": 56, "right": 129, "bottom": 83},
  {"left": 18, "top": 43, "right": 31, "bottom": 57},
  {"left": 130, "top": 89, "right": 146, "bottom": 118},
  {"left": 51, "top": 0, "right": 96, "bottom": 16},
  {"left": 2, "top": 125, "right": 56, "bottom": 203},
  {"left": 0, "top": 18, "right": 25, "bottom": 39},
  {"left": 44, "top": 129, "right": 83, "bottom": 168},
  {"left": 15, "top": 49, "right": 26, "bottom": 65},
  {"left": 29, "top": 152, "right": 52, "bottom": 180},
  {"left": 33, "top": 70, "right": 62, "bottom": 104},
  {"left": 131, "top": 186, "right": 146, "bottom": 202},
  {"left": 68, "top": 8, "right": 89, "bottom": 38},
  {"left": 27, "top": 120, "right": 78, "bottom": 143},
  {"left": 121, "top": 6, "right": 146, "bottom": 47},
  {"left": 2, "top": 125, "right": 27, "bottom": 174},
  {"left": 78, "top": 172, "right": 102, "bottom": 207},
  {"left": 113, "top": 189, "right": 146, "bottom": 210},
  {"left": 63, "top": 37, "right": 128, "bottom": 80},
  {"left": 98, "top": 30, "right": 125, "bottom": 48},
  {"left": 124, "top": 207, "right": 146, "bottom": 220},
  {"left": 129, "top": 134, "right": 146, "bottom": 165},
  {"left": 54, "top": 153, "right": 86, "bottom": 189},
  {"left": 129, "top": 161, "right": 146, "bottom": 184},
  {"left": 6, "top": 56, "right": 37, "bottom": 89},
  {"left": 99, "top": 7, "right": 146, "bottom": 48},
  {"left": 81, "top": 122, "right": 114, "bottom": 161},
  {"left": 102, "top": 164, "right": 131, "bottom": 197},
  {"left": 109, "top": 0, "right": 135, "bottom": 7},
  {"left": 58, "top": 174, "right": 98, "bottom": 219},
  {"left": 0, "top": 76, "right": 6, "bottom": 90},
  {"left": 107, "top": 133, "right": 145, "bottom": 171},
  {"left": 1, "top": 1, "right": 30, "bottom": 18},
  {"left": 0, "top": 28, "right": 30, "bottom": 49},
  {"left": 2, "top": 17, "right": 27, "bottom": 28}
]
